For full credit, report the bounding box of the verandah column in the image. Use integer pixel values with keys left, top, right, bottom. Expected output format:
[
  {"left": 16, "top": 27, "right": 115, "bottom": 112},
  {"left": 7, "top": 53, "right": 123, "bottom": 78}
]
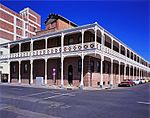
[
  {"left": 118, "top": 61, "right": 121, "bottom": 84},
  {"left": 30, "top": 60, "right": 33, "bottom": 84},
  {"left": 45, "top": 37, "right": 48, "bottom": 85},
  {"left": 18, "top": 60, "right": 21, "bottom": 84},
  {"left": 80, "top": 53, "right": 84, "bottom": 89},
  {"left": 80, "top": 29, "right": 85, "bottom": 89},
  {"left": 61, "top": 33, "right": 64, "bottom": 88},
  {"left": 8, "top": 43, "right": 10, "bottom": 83},
  {"left": 18, "top": 43, "right": 21, "bottom": 84},
  {"left": 100, "top": 56, "right": 104, "bottom": 88},
  {"left": 100, "top": 30, "right": 105, "bottom": 88},
  {"left": 141, "top": 70, "right": 142, "bottom": 79},
  {"left": 118, "top": 44, "right": 121, "bottom": 83},
  {"left": 8, "top": 61, "right": 10, "bottom": 83},
  {"left": 30, "top": 39, "right": 33, "bottom": 84},
  {"left": 45, "top": 59, "right": 47, "bottom": 85},
  {"left": 110, "top": 59, "right": 113, "bottom": 88}
]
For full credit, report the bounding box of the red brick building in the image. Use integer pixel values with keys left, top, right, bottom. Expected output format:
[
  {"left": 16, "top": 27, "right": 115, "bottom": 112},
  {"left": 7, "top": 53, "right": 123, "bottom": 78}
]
[
  {"left": 0, "top": 13, "right": 150, "bottom": 88},
  {"left": 0, "top": 4, "right": 41, "bottom": 79},
  {"left": 0, "top": 4, "right": 41, "bottom": 41}
]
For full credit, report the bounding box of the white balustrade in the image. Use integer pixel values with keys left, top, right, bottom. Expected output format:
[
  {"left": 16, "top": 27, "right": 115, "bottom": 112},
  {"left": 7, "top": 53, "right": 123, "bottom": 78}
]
[
  {"left": 0, "top": 54, "right": 8, "bottom": 60},
  {"left": 47, "top": 47, "right": 60, "bottom": 54}
]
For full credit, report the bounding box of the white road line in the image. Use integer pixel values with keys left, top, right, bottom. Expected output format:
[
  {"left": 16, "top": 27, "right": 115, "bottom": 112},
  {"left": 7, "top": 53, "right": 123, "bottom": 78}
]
[
  {"left": 137, "top": 101, "right": 150, "bottom": 105},
  {"left": 11, "top": 88, "right": 23, "bottom": 90},
  {"left": 37, "top": 91, "right": 79, "bottom": 102},
  {"left": 20, "top": 91, "right": 51, "bottom": 97},
  {"left": 20, "top": 91, "right": 61, "bottom": 98}
]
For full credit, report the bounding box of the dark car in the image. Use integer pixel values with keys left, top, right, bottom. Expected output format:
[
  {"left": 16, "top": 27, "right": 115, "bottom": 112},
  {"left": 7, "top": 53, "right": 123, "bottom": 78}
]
[{"left": 118, "top": 81, "right": 135, "bottom": 87}]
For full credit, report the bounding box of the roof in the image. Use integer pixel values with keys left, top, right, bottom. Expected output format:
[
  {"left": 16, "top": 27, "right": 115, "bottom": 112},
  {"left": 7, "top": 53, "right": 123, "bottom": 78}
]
[{"left": 44, "top": 13, "right": 78, "bottom": 27}]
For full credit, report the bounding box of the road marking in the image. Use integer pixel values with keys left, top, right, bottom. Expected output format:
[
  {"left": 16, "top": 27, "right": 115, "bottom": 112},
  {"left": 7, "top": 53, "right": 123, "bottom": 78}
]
[
  {"left": 36, "top": 91, "right": 79, "bottom": 102},
  {"left": 20, "top": 91, "right": 51, "bottom": 97},
  {"left": 137, "top": 101, "right": 150, "bottom": 105},
  {"left": 20, "top": 91, "right": 61, "bottom": 98},
  {"left": 11, "top": 88, "right": 23, "bottom": 90}
]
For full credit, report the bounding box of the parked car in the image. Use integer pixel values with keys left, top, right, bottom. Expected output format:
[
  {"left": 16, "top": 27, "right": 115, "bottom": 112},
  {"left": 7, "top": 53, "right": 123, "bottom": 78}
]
[
  {"left": 133, "top": 79, "right": 141, "bottom": 85},
  {"left": 145, "top": 79, "right": 149, "bottom": 83},
  {"left": 118, "top": 81, "right": 135, "bottom": 87},
  {"left": 141, "top": 79, "right": 146, "bottom": 84}
]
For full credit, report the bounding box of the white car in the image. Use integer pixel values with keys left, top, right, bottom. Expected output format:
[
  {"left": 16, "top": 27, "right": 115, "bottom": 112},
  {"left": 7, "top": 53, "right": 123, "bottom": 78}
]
[
  {"left": 133, "top": 79, "right": 141, "bottom": 85},
  {"left": 140, "top": 79, "right": 146, "bottom": 84}
]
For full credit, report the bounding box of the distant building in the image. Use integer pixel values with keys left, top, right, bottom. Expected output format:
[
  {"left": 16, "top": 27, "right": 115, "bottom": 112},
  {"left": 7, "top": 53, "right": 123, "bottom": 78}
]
[
  {"left": 36, "top": 13, "right": 77, "bottom": 36},
  {"left": 0, "top": 4, "right": 41, "bottom": 79},
  {"left": 0, "top": 4, "right": 41, "bottom": 41},
  {"left": 0, "top": 11, "right": 150, "bottom": 87}
]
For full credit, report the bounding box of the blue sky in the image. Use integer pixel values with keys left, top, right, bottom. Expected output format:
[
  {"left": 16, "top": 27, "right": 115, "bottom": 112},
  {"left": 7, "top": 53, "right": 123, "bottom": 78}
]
[{"left": 1, "top": 0, "right": 150, "bottom": 62}]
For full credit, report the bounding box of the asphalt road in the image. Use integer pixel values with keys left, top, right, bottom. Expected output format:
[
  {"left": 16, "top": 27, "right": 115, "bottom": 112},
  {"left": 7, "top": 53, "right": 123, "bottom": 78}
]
[{"left": 0, "top": 83, "right": 149, "bottom": 118}]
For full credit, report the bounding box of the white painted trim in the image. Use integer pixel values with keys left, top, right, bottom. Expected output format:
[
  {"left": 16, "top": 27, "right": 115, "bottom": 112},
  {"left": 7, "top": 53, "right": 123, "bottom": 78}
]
[
  {"left": 28, "top": 12, "right": 37, "bottom": 20},
  {"left": 0, "top": 7, "right": 23, "bottom": 22},
  {"left": 0, "top": 18, "right": 36, "bottom": 35},
  {"left": 0, "top": 28, "right": 14, "bottom": 35},
  {"left": 0, "top": 7, "right": 40, "bottom": 27},
  {"left": 0, "top": 18, "right": 14, "bottom": 26},
  {"left": 28, "top": 18, "right": 40, "bottom": 27}
]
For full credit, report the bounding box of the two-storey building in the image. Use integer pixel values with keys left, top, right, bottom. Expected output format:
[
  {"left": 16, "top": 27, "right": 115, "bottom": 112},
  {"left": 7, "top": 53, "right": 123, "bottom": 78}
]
[{"left": 0, "top": 14, "right": 149, "bottom": 88}]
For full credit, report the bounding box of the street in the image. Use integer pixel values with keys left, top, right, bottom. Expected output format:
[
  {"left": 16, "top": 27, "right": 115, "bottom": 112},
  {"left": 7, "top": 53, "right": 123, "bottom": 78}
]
[{"left": 0, "top": 83, "right": 149, "bottom": 118}]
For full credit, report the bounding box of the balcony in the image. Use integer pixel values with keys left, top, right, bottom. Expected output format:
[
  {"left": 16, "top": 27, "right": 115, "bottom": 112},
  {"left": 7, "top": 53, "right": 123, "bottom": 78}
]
[
  {"left": 0, "top": 42, "right": 97, "bottom": 61},
  {"left": 0, "top": 41, "right": 140, "bottom": 67}
]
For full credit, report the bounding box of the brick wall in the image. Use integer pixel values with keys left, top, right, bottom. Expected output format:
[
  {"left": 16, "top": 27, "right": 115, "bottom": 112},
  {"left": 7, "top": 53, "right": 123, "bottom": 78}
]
[
  {"left": 0, "top": 20, "right": 14, "bottom": 32},
  {"left": 29, "top": 9, "right": 41, "bottom": 24},
  {"left": 0, "top": 30, "right": 13, "bottom": 41},
  {"left": 0, "top": 10, "right": 14, "bottom": 23}
]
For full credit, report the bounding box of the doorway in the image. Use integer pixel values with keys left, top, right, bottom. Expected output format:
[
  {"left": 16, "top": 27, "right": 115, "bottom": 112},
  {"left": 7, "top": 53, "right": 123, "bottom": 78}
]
[{"left": 68, "top": 65, "right": 73, "bottom": 85}]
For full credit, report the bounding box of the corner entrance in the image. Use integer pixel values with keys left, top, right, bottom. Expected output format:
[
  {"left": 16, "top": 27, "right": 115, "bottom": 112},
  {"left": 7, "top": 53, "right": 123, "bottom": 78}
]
[{"left": 68, "top": 65, "right": 73, "bottom": 85}]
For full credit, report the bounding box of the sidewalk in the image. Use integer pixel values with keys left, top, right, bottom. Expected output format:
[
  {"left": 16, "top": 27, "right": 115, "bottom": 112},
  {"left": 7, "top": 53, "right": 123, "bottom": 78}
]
[{"left": 0, "top": 82, "right": 119, "bottom": 91}]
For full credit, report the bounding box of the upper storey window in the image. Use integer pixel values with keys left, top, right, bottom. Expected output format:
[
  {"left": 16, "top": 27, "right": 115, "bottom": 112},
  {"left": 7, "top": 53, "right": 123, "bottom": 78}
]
[
  {"left": 90, "top": 36, "right": 94, "bottom": 42},
  {"left": 33, "top": 27, "right": 36, "bottom": 32},
  {"left": 25, "top": 23, "right": 28, "bottom": 29},
  {"left": 68, "top": 38, "right": 73, "bottom": 45},
  {"left": 131, "top": 52, "right": 133, "bottom": 60},
  {"left": 127, "top": 50, "right": 130, "bottom": 58},
  {"left": 78, "top": 36, "right": 82, "bottom": 43}
]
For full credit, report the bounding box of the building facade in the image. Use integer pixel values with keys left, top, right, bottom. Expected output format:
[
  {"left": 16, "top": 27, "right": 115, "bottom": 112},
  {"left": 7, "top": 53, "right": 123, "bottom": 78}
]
[
  {"left": 0, "top": 14, "right": 150, "bottom": 88},
  {"left": 0, "top": 4, "right": 41, "bottom": 41},
  {"left": 0, "top": 4, "right": 41, "bottom": 78}
]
